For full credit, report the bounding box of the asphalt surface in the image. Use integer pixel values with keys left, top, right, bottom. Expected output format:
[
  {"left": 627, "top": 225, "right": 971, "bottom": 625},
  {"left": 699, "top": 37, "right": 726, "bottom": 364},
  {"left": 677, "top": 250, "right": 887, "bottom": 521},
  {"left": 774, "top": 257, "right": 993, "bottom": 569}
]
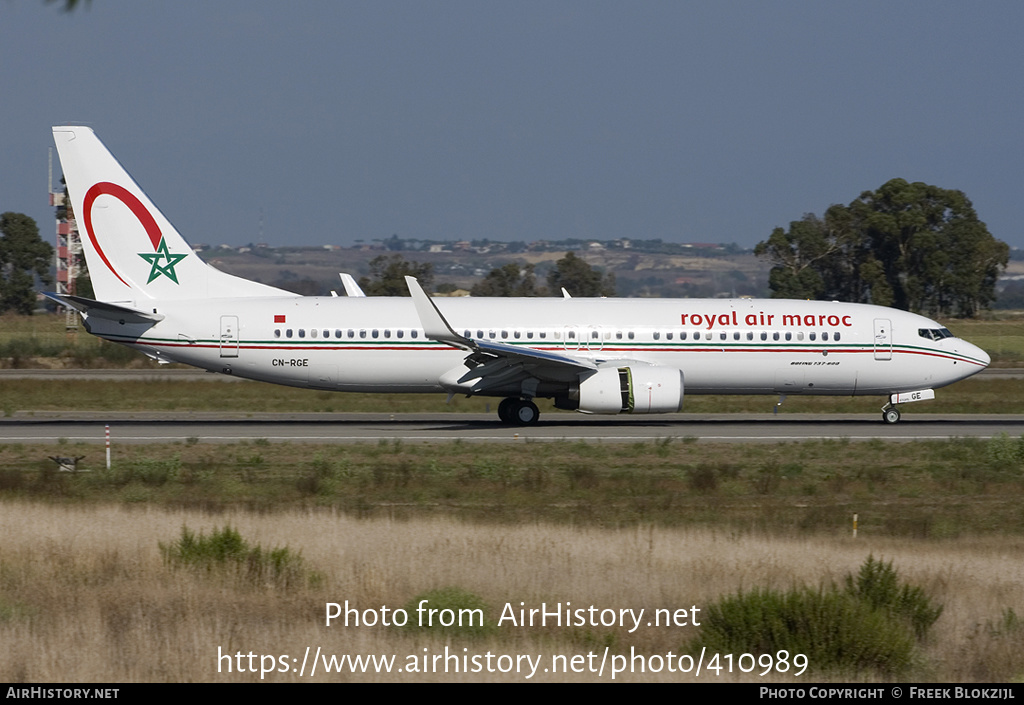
[
  {"left": 3, "top": 411, "right": 1023, "bottom": 444},
  {"left": 2, "top": 367, "right": 1019, "bottom": 444}
]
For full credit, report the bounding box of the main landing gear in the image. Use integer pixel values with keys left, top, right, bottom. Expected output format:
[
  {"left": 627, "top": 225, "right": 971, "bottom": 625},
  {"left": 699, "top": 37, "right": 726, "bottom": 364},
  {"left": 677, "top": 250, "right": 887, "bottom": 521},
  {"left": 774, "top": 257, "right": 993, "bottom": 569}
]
[{"left": 498, "top": 397, "right": 540, "bottom": 426}]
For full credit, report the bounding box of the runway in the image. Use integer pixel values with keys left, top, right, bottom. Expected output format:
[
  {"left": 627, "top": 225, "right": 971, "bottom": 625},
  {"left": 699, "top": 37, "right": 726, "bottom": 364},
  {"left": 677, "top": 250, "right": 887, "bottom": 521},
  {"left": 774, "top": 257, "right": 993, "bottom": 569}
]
[{"left": 2, "top": 411, "right": 1022, "bottom": 444}]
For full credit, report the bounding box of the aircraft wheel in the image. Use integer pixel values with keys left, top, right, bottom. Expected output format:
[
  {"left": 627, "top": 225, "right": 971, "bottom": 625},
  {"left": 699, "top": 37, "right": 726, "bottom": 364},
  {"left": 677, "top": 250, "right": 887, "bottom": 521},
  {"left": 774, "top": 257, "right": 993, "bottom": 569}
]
[
  {"left": 882, "top": 407, "right": 901, "bottom": 424},
  {"left": 497, "top": 398, "right": 517, "bottom": 424},
  {"left": 512, "top": 399, "right": 540, "bottom": 426}
]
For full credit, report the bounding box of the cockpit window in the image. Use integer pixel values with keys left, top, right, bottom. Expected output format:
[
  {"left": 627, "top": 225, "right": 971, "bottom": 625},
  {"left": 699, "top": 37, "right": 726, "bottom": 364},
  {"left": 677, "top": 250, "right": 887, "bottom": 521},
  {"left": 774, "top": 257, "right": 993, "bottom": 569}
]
[{"left": 918, "top": 328, "right": 955, "bottom": 341}]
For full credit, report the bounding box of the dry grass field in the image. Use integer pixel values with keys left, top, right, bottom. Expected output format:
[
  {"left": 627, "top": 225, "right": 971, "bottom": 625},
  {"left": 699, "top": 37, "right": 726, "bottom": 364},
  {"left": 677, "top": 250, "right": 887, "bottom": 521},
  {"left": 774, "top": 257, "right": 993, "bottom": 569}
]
[
  {"left": 2, "top": 434, "right": 1024, "bottom": 682},
  {"left": 1, "top": 503, "right": 1022, "bottom": 682}
]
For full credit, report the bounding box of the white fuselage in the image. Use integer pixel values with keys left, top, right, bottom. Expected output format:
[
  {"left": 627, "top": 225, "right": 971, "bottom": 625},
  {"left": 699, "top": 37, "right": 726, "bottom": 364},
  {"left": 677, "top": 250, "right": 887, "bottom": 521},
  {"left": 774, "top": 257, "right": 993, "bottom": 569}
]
[{"left": 84, "top": 295, "right": 989, "bottom": 399}]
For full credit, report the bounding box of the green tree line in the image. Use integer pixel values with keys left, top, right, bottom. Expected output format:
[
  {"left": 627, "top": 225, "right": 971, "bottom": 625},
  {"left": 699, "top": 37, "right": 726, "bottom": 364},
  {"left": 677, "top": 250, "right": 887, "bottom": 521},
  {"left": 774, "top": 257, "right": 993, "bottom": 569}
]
[
  {"left": 755, "top": 179, "right": 1008, "bottom": 317},
  {"left": 359, "top": 251, "right": 614, "bottom": 298},
  {"left": 0, "top": 212, "right": 53, "bottom": 315}
]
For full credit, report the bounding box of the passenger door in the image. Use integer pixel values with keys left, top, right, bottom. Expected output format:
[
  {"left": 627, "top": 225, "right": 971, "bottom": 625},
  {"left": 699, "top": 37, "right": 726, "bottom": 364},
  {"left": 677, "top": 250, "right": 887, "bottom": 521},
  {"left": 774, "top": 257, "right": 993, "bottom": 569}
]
[{"left": 873, "top": 318, "right": 892, "bottom": 361}]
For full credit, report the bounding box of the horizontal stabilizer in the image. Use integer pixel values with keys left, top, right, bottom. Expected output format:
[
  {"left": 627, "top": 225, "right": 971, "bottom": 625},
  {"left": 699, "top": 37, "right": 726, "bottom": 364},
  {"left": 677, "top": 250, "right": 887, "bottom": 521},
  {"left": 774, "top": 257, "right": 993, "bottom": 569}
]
[{"left": 43, "top": 292, "right": 164, "bottom": 324}]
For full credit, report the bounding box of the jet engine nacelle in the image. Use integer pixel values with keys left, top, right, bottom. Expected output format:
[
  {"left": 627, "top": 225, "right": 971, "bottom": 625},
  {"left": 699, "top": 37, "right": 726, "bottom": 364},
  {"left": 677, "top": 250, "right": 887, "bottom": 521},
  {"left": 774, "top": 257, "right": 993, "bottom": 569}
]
[{"left": 575, "top": 365, "right": 684, "bottom": 414}]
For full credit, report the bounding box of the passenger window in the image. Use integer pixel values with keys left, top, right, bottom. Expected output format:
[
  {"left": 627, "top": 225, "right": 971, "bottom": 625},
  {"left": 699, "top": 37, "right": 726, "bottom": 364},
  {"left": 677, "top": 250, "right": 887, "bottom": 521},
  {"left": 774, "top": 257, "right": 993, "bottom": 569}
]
[
  {"left": 653, "top": 332, "right": 660, "bottom": 340},
  {"left": 286, "top": 329, "right": 293, "bottom": 338},
  {"left": 501, "top": 331, "right": 508, "bottom": 339},
  {"left": 809, "top": 332, "right": 816, "bottom": 341},
  {"left": 785, "top": 332, "right": 792, "bottom": 341},
  {"left": 733, "top": 332, "right": 740, "bottom": 341},
  {"left": 527, "top": 331, "right": 534, "bottom": 339},
  {"left": 477, "top": 330, "right": 484, "bottom": 338},
  {"left": 397, "top": 330, "right": 404, "bottom": 339},
  {"left": 591, "top": 330, "right": 599, "bottom": 339},
  {"left": 616, "top": 332, "right": 623, "bottom": 340},
  {"left": 298, "top": 329, "right": 306, "bottom": 338},
  {"left": 274, "top": 329, "right": 281, "bottom": 338},
  {"left": 359, "top": 330, "right": 366, "bottom": 339},
  {"left": 372, "top": 330, "right": 379, "bottom": 339},
  {"left": 681, "top": 332, "right": 688, "bottom": 341},
  {"left": 720, "top": 332, "right": 727, "bottom": 341},
  {"left": 411, "top": 330, "right": 418, "bottom": 338},
  {"left": 760, "top": 332, "right": 767, "bottom": 341},
  {"left": 310, "top": 329, "right": 317, "bottom": 338},
  {"left": 666, "top": 332, "right": 673, "bottom": 340},
  {"left": 746, "top": 332, "right": 753, "bottom": 341},
  {"left": 822, "top": 332, "right": 829, "bottom": 341},
  {"left": 514, "top": 331, "right": 521, "bottom": 339},
  {"left": 628, "top": 332, "right": 635, "bottom": 340},
  {"left": 773, "top": 332, "right": 779, "bottom": 341},
  {"left": 693, "top": 332, "right": 700, "bottom": 341},
  {"left": 334, "top": 329, "right": 341, "bottom": 338},
  {"left": 835, "top": 332, "right": 841, "bottom": 341},
  {"left": 797, "top": 332, "right": 804, "bottom": 341},
  {"left": 540, "top": 332, "right": 547, "bottom": 339}
]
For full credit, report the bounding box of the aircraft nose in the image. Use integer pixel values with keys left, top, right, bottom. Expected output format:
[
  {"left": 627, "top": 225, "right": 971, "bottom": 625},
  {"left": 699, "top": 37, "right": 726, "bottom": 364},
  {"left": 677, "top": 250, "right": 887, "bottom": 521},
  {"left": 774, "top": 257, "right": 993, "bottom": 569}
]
[
  {"left": 977, "top": 344, "right": 991, "bottom": 368},
  {"left": 962, "top": 340, "right": 990, "bottom": 368}
]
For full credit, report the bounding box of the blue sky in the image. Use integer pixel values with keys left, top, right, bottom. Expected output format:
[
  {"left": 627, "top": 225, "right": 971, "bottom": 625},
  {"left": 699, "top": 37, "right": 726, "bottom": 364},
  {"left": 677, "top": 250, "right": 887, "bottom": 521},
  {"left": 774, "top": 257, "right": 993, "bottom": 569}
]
[{"left": 3, "top": 1, "right": 1022, "bottom": 249}]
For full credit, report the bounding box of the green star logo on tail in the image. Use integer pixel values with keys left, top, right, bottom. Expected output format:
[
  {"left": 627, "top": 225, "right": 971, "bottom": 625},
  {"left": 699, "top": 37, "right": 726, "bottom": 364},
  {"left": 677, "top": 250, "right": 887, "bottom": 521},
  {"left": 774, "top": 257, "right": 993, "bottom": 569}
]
[{"left": 138, "top": 237, "right": 187, "bottom": 284}]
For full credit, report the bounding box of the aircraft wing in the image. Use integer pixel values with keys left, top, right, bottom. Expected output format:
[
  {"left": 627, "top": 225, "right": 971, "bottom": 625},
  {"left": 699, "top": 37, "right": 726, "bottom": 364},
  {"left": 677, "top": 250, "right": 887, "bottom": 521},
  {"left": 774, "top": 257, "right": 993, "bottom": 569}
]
[{"left": 405, "top": 277, "right": 596, "bottom": 394}]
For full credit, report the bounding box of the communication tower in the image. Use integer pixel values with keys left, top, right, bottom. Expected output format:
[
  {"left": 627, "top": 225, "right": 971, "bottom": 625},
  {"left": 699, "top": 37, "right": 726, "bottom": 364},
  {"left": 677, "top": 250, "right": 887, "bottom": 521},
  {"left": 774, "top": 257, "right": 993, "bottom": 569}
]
[{"left": 49, "top": 148, "right": 83, "bottom": 333}]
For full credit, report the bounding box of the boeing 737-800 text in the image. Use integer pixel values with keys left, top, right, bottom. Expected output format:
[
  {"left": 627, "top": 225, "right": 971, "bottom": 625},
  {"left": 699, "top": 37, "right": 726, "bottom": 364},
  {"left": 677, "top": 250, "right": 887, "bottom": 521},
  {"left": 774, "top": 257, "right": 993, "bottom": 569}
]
[{"left": 47, "top": 127, "right": 990, "bottom": 425}]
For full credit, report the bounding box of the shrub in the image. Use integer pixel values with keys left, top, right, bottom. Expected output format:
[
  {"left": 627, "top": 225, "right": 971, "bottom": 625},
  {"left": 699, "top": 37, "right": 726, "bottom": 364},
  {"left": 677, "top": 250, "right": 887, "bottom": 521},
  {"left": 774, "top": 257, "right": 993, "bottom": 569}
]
[
  {"left": 160, "top": 525, "right": 308, "bottom": 589},
  {"left": 844, "top": 555, "right": 943, "bottom": 640},
  {"left": 985, "top": 433, "right": 1024, "bottom": 471},
  {"left": 692, "top": 586, "right": 916, "bottom": 675},
  {"left": 687, "top": 465, "right": 718, "bottom": 493},
  {"left": 688, "top": 555, "right": 942, "bottom": 676}
]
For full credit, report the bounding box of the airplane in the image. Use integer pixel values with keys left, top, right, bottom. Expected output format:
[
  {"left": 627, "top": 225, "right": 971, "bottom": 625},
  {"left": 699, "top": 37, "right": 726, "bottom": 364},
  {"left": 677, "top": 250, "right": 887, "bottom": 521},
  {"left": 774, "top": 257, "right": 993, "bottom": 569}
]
[{"left": 47, "top": 126, "right": 991, "bottom": 426}]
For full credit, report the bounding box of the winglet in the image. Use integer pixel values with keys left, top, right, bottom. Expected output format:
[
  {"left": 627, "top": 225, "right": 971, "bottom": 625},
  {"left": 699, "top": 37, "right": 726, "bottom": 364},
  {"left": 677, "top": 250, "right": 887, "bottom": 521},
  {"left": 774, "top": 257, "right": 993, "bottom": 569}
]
[
  {"left": 405, "top": 276, "right": 473, "bottom": 349},
  {"left": 340, "top": 273, "right": 366, "bottom": 297}
]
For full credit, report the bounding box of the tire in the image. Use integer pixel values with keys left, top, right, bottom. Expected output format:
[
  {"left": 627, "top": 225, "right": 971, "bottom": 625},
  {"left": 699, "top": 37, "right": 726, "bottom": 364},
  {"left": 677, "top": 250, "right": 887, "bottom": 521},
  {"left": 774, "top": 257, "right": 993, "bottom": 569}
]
[
  {"left": 882, "top": 407, "right": 901, "bottom": 424},
  {"left": 497, "top": 398, "right": 516, "bottom": 424},
  {"left": 513, "top": 399, "right": 540, "bottom": 426}
]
